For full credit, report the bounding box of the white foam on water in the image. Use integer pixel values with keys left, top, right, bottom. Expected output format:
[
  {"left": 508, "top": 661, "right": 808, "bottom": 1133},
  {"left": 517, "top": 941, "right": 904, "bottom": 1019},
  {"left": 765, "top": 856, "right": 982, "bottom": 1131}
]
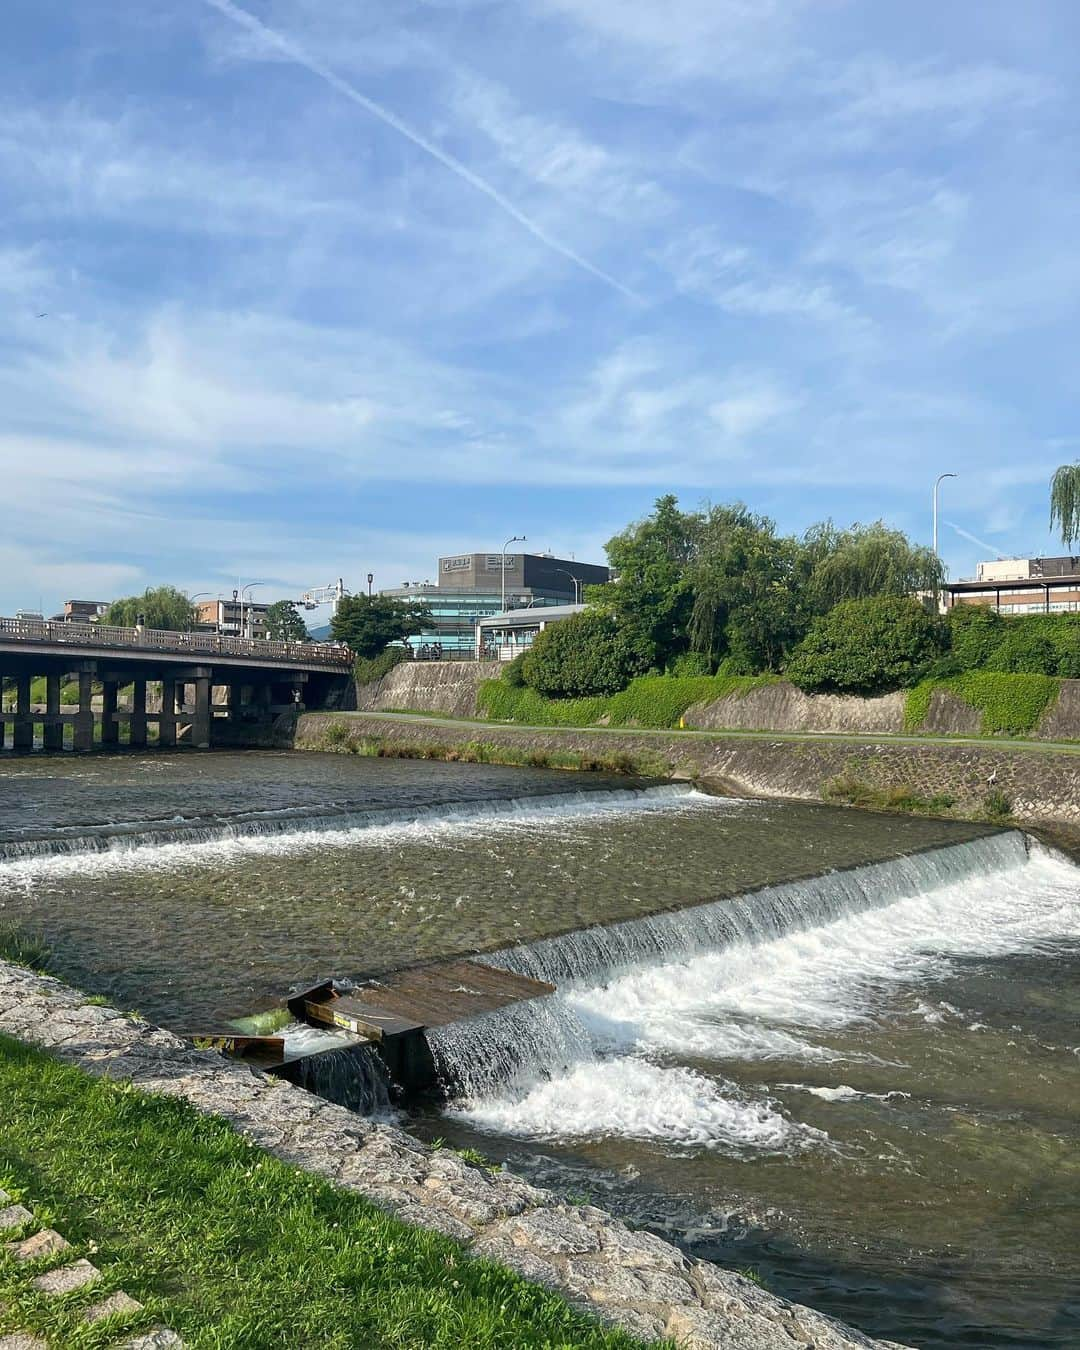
[
  {"left": 563, "top": 844, "right": 1080, "bottom": 1066},
  {"left": 446, "top": 838, "right": 1080, "bottom": 1150},
  {"left": 448, "top": 1056, "right": 811, "bottom": 1154},
  {"left": 0, "top": 784, "right": 728, "bottom": 885}
]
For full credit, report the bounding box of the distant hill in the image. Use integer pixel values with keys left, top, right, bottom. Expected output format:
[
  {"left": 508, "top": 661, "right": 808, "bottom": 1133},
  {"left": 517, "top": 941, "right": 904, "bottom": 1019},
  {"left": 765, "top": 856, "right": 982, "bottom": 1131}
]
[{"left": 308, "top": 623, "right": 332, "bottom": 640}]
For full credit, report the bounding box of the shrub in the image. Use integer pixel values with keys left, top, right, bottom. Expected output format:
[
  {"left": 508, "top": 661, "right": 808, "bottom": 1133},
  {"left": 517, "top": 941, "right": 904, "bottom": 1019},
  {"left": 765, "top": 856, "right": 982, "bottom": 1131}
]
[
  {"left": 668, "top": 651, "right": 711, "bottom": 677},
  {"left": 787, "top": 596, "right": 945, "bottom": 695},
  {"left": 501, "top": 652, "right": 528, "bottom": 687},
  {"left": 984, "top": 788, "right": 1013, "bottom": 820},
  {"left": 947, "top": 606, "right": 1005, "bottom": 669},
  {"left": 521, "top": 611, "right": 654, "bottom": 698},
  {"left": 353, "top": 646, "right": 407, "bottom": 687}
]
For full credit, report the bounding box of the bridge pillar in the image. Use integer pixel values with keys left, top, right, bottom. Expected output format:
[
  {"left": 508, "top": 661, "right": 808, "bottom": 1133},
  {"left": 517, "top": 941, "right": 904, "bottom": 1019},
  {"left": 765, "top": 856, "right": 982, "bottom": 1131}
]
[
  {"left": 43, "top": 673, "right": 62, "bottom": 751},
  {"left": 130, "top": 678, "right": 148, "bottom": 747},
  {"left": 192, "top": 676, "right": 211, "bottom": 749},
  {"left": 13, "top": 674, "right": 33, "bottom": 751},
  {"left": 73, "top": 668, "right": 94, "bottom": 751},
  {"left": 101, "top": 680, "right": 119, "bottom": 747},
  {"left": 159, "top": 678, "right": 177, "bottom": 747}
]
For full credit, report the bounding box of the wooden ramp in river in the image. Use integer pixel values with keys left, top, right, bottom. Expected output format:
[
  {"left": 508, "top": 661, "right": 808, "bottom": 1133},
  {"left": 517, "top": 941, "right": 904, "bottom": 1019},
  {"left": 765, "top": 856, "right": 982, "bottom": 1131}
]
[{"left": 287, "top": 958, "right": 555, "bottom": 1095}]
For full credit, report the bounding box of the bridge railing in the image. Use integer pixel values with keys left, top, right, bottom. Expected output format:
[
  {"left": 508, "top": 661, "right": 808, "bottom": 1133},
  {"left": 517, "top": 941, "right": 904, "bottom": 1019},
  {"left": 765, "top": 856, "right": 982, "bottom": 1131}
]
[{"left": 0, "top": 617, "right": 352, "bottom": 667}]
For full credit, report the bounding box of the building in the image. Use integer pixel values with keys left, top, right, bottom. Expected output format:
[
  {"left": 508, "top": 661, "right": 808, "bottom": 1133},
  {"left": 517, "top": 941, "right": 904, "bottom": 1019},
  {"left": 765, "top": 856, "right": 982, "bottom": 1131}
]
[
  {"left": 381, "top": 551, "right": 610, "bottom": 657},
  {"left": 946, "top": 555, "right": 1080, "bottom": 615},
  {"left": 49, "top": 600, "right": 107, "bottom": 624},
  {"left": 194, "top": 597, "right": 270, "bottom": 639},
  {"left": 475, "top": 604, "right": 586, "bottom": 661}
]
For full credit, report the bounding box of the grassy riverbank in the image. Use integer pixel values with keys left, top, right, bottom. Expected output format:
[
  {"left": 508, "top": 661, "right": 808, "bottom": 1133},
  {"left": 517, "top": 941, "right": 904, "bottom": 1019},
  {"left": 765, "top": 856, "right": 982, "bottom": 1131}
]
[{"left": 0, "top": 1035, "right": 657, "bottom": 1350}]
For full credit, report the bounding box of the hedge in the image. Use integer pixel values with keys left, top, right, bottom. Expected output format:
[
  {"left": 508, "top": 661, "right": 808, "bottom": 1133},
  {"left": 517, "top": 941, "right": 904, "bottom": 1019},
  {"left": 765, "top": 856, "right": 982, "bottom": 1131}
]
[
  {"left": 479, "top": 673, "right": 777, "bottom": 729},
  {"left": 353, "top": 646, "right": 408, "bottom": 687},
  {"left": 904, "top": 672, "right": 1060, "bottom": 736}
]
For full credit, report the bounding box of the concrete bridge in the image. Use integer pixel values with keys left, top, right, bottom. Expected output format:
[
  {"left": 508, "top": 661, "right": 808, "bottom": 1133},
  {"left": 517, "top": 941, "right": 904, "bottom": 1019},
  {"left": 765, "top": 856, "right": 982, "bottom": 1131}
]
[{"left": 0, "top": 616, "right": 352, "bottom": 752}]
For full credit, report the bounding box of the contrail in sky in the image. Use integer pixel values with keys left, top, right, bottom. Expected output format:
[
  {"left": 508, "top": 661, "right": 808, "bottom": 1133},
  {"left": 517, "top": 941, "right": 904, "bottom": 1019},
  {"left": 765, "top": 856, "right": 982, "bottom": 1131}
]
[
  {"left": 945, "top": 519, "right": 1000, "bottom": 555},
  {"left": 202, "top": 0, "right": 636, "bottom": 299}
]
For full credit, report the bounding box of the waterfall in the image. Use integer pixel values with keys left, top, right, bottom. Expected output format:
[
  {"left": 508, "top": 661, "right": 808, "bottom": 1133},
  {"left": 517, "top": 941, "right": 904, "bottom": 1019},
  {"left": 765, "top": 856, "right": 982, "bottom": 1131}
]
[
  {"left": 0, "top": 783, "right": 694, "bottom": 863},
  {"left": 483, "top": 831, "right": 1028, "bottom": 987},
  {"left": 429, "top": 831, "right": 1030, "bottom": 1100},
  {"left": 289, "top": 1042, "right": 392, "bottom": 1116}
]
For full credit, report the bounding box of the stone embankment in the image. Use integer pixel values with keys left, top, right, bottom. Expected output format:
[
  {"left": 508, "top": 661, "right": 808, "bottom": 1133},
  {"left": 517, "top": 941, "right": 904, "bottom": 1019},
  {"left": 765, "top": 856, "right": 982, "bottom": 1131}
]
[
  {"left": 296, "top": 710, "right": 1080, "bottom": 826},
  {"left": 0, "top": 960, "right": 903, "bottom": 1350},
  {"left": 356, "top": 660, "right": 500, "bottom": 720},
  {"left": 356, "top": 662, "right": 1080, "bottom": 742}
]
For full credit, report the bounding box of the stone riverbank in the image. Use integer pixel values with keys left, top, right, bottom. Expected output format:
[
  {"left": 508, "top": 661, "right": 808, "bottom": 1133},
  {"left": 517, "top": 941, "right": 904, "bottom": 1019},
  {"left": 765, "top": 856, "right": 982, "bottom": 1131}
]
[
  {"left": 0, "top": 959, "right": 903, "bottom": 1350},
  {"left": 295, "top": 710, "right": 1080, "bottom": 827}
]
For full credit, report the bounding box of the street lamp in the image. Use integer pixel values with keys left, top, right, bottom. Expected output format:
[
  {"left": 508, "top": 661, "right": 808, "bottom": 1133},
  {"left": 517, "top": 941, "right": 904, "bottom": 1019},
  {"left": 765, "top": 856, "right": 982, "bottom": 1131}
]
[
  {"left": 553, "top": 569, "right": 582, "bottom": 605},
  {"left": 188, "top": 592, "right": 212, "bottom": 632},
  {"left": 240, "top": 582, "right": 265, "bottom": 639},
  {"left": 932, "top": 473, "right": 958, "bottom": 558},
  {"left": 501, "top": 535, "right": 525, "bottom": 612}
]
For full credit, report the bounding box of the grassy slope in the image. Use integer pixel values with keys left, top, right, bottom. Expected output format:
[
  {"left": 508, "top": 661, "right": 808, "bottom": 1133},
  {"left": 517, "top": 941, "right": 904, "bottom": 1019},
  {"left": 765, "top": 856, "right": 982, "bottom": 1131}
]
[{"left": 0, "top": 1035, "right": 657, "bottom": 1350}]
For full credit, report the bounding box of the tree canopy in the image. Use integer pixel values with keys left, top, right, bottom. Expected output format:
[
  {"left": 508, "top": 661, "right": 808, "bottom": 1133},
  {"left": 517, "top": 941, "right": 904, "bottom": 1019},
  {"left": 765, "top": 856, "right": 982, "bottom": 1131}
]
[
  {"left": 104, "top": 586, "right": 195, "bottom": 631},
  {"left": 1050, "top": 463, "right": 1080, "bottom": 547},
  {"left": 330, "top": 595, "right": 433, "bottom": 659},
  {"left": 264, "top": 600, "right": 310, "bottom": 643}
]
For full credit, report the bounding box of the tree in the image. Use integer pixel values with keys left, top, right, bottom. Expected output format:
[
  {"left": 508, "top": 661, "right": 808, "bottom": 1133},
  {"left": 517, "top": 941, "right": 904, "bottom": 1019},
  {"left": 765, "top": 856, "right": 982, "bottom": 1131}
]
[
  {"left": 104, "top": 586, "right": 195, "bottom": 631},
  {"left": 591, "top": 495, "right": 702, "bottom": 667},
  {"left": 804, "top": 522, "right": 944, "bottom": 614},
  {"left": 787, "top": 595, "right": 945, "bottom": 695},
  {"left": 521, "top": 610, "right": 654, "bottom": 697},
  {"left": 264, "top": 599, "right": 310, "bottom": 643},
  {"left": 1050, "top": 463, "right": 1080, "bottom": 546},
  {"left": 330, "top": 594, "right": 433, "bottom": 658}
]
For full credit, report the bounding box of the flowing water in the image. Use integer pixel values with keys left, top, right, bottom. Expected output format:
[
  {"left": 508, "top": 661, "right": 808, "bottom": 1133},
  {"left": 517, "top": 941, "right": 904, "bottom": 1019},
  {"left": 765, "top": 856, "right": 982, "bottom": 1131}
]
[{"left": 1, "top": 750, "right": 1077, "bottom": 1347}]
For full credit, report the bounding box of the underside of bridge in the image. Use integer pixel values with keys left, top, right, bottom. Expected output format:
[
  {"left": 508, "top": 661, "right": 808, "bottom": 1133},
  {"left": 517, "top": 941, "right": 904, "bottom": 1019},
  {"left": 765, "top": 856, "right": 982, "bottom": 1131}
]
[{"left": 0, "top": 654, "right": 348, "bottom": 753}]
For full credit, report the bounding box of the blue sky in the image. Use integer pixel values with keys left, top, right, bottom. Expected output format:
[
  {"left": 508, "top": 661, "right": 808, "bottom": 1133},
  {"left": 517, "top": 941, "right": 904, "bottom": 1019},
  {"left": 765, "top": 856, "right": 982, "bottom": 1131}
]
[{"left": 3, "top": 0, "right": 1079, "bottom": 618}]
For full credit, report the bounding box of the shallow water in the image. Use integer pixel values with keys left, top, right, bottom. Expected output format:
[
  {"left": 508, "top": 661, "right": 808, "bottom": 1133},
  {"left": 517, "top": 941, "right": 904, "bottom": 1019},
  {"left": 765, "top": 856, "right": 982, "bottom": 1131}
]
[{"left": 1, "top": 750, "right": 1076, "bottom": 1347}]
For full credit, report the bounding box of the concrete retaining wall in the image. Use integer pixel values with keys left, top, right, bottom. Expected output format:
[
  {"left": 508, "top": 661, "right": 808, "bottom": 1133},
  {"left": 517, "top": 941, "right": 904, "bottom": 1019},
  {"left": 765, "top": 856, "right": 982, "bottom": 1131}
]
[
  {"left": 357, "top": 661, "right": 499, "bottom": 720},
  {"left": 684, "top": 683, "right": 907, "bottom": 734},
  {"left": 296, "top": 711, "right": 1080, "bottom": 826}
]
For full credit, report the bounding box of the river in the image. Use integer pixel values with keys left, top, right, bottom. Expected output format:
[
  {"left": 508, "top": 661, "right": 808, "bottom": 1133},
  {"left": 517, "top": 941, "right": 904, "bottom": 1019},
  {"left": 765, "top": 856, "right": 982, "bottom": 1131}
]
[{"left": 0, "top": 749, "right": 1077, "bottom": 1347}]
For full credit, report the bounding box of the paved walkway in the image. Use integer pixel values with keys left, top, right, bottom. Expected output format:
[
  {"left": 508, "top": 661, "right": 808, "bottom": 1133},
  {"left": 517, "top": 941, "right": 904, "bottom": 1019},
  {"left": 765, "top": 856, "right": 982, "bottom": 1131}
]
[{"left": 0, "top": 1189, "right": 181, "bottom": 1349}]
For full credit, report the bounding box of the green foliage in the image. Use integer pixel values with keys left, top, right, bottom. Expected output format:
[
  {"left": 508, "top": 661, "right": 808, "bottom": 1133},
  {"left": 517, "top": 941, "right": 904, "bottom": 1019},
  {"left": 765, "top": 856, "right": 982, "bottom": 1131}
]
[
  {"left": 353, "top": 645, "right": 408, "bottom": 687},
  {"left": 104, "top": 586, "right": 195, "bottom": 631},
  {"left": 330, "top": 594, "right": 433, "bottom": 658},
  {"left": 1049, "top": 463, "right": 1080, "bottom": 546},
  {"left": 947, "top": 608, "right": 1080, "bottom": 677},
  {"left": 805, "top": 521, "right": 944, "bottom": 612},
  {"left": 0, "top": 922, "right": 51, "bottom": 972},
  {"left": 905, "top": 672, "right": 1059, "bottom": 736},
  {"left": 521, "top": 610, "right": 654, "bottom": 698},
  {"left": 788, "top": 596, "right": 945, "bottom": 695},
  {"left": 668, "top": 651, "right": 711, "bottom": 676},
  {"left": 479, "top": 673, "right": 777, "bottom": 729},
  {"left": 0, "top": 1034, "right": 657, "bottom": 1350},
  {"left": 984, "top": 788, "right": 1013, "bottom": 820},
  {"left": 947, "top": 672, "right": 1059, "bottom": 735},
  {"left": 823, "top": 774, "right": 957, "bottom": 816},
  {"left": 264, "top": 599, "right": 310, "bottom": 642},
  {"left": 501, "top": 652, "right": 528, "bottom": 686}
]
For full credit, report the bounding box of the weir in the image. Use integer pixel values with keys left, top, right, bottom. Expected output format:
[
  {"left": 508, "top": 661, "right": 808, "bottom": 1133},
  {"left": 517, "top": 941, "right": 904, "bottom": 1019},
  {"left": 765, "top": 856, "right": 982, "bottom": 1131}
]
[{"left": 267, "top": 831, "right": 1031, "bottom": 1110}]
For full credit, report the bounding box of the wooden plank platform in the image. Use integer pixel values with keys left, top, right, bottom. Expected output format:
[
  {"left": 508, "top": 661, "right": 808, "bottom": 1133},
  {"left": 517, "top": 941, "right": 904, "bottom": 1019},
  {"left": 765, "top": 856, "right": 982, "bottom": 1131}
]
[{"left": 291, "top": 960, "right": 554, "bottom": 1041}]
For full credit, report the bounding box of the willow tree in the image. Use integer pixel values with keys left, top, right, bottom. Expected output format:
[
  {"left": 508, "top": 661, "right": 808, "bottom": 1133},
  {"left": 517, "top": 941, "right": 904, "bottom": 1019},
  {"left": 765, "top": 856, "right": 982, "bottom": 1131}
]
[{"left": 1050, "top": 464, "right": 1080, "bottom": 546}]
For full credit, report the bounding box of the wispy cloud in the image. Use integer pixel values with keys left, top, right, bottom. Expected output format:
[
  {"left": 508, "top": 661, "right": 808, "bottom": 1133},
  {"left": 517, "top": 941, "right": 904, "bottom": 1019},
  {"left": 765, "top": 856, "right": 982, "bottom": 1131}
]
[{"left": 202, "top": 0, "right": 637, "bottom": 298}]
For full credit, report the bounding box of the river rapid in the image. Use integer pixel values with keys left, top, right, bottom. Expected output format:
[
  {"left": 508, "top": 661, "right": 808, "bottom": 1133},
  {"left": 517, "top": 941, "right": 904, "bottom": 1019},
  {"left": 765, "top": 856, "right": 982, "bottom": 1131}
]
[{"left": 1, "top": 750, "right": 1077, "bottom": 1348}]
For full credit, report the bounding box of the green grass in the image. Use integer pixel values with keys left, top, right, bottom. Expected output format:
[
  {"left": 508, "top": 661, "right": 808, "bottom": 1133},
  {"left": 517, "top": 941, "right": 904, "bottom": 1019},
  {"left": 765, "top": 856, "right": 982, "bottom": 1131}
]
[
  {"left": 0, "top": 1035, "right": 661, "bottom": 1349},
  {"left": 479, "top": 673, "right": 778, "bottom": 730},
  {"left": 905, "top": 672, "right": 1060, "bottom": 736},
  {"left": 0, "top": 922, "right": 51, "bottom": 973}
]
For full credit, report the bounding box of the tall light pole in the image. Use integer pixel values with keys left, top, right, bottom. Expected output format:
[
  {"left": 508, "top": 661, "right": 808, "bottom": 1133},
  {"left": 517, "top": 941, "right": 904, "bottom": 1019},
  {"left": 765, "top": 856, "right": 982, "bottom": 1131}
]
[
  {"left": 188, "top": 592, "right": 212, "bottom": 632},
  {"left": 502, "top": 535, "right": 525, "bottom": 612},
  {"left": 932, "top": 473, "right": 957, "bottom": 558},
  {"left": 554, "top": 568, "right": 582, "bottom": 604},
  {"left": 240, "top": 581, "right": 265, "bottom": 638}
]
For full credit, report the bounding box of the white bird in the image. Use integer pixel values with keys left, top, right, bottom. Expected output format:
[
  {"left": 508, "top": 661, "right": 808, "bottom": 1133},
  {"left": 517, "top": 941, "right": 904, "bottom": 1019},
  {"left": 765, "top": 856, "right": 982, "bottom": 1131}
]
[{"left": 987, "top": 769, "right": 998, "bottom": 786}]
